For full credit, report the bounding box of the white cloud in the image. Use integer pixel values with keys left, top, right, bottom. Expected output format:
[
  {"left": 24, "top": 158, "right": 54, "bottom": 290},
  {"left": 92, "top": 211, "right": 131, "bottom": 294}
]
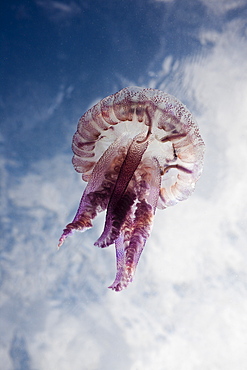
[
  {"left": 36, "top": 0, "right": 81, "bottom": 20},
  {"left": 153, "top": 0, "right": 246, "bottom": 15},
  {"left": 153, "top": 0, "right": 175, "bottom": 3},
  {"left": 199, "top": 0, "right": 247, "bottom": 15}
]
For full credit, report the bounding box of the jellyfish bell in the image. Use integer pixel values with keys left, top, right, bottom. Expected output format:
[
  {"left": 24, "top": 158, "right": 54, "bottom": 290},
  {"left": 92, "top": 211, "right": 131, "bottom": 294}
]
[{"left": 58, "top": 86, "right": 205, "bottom": 291}]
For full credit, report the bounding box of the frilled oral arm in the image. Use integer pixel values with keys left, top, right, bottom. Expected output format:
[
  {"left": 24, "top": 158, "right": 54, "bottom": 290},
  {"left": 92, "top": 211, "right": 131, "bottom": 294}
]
[{"left": 107, "top": 156, "right": 161, "bottom": 291}]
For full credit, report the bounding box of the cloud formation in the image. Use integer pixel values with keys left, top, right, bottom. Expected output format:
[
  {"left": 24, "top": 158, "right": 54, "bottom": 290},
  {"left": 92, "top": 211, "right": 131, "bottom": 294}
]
[
  {"left": 1, "top": 3, "right": 247, "bottom": 369},
  {"left": 36, "top": 0, "right": 81, "bottom": 20}
]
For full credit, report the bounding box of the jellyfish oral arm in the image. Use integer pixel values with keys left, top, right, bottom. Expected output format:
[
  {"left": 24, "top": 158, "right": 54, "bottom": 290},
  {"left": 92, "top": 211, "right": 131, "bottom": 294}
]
[
  {"left": 108, "top": 157, "right": 161, "bottom": 291},
  {"left": 94, "top": 134, "right": 149, "bottom": 249},
  {"left": 108, "top": 200, "right": 154, "bottom": 291}
]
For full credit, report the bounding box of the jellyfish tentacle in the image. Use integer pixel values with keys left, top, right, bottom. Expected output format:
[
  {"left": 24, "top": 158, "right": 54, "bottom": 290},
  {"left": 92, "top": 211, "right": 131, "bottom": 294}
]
[
  {"left": 161, "top": 163, "right": 193, "bottom": 175},
  {"left": 160, "top": 133, "right": 187, "bottom": 143},
  {"left": 136, "top": 106, "right": 153, "bottom": 144}
]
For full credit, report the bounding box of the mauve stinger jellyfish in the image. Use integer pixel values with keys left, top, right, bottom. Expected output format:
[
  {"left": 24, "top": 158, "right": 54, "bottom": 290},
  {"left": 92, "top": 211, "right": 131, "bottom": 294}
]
[{"left": 58, "top": 86, "right": 205, "bottom": 291}]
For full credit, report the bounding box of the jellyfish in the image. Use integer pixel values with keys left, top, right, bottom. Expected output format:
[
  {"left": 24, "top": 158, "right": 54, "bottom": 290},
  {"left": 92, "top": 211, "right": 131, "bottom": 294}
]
[{"left": 58, "top": 86, "right": 205, "bottom": 291}]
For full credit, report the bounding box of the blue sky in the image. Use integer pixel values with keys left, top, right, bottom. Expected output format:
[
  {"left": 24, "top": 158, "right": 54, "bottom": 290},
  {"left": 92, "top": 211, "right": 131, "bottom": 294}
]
[{"left": 1, "top": 1, "right": 247, "bottom": 369}]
